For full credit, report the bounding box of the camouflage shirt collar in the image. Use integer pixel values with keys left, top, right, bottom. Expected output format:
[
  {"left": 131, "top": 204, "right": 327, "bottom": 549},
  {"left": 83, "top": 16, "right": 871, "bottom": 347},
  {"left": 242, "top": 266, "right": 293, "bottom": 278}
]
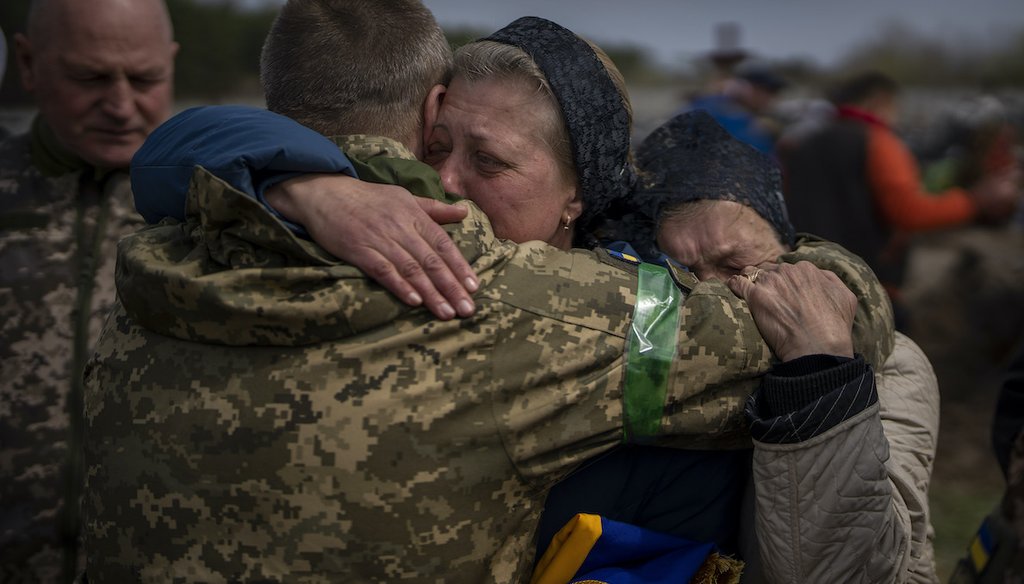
[
  {"left": 327, "top": 134, "right": 459, "bottom": 205},
  {"left": 329, "top": 135, "right": 417, "bottom": 162}
]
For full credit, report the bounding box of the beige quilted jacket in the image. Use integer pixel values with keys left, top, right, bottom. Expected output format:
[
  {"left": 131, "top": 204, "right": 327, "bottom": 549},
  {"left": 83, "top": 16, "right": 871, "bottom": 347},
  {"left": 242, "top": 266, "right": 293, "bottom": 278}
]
[{"left": 743, "top": 332, "right": 940, "bottom": 583}]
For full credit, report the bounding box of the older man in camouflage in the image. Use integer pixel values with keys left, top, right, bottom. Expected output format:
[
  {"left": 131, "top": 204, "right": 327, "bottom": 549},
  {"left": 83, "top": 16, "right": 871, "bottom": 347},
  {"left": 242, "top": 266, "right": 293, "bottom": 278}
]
[
  {"left": 83, "top": 1, "right": 894, "bottom": 582},
  {"left": 0, "top": 0, "right": 177, "bottom": 580}
]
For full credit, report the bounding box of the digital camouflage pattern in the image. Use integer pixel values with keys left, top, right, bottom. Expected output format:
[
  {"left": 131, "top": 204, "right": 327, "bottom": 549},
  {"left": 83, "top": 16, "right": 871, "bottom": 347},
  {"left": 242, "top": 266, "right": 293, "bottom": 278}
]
[
  {"left": 83, "top": 136, "right": 893, "bottom": 583},
  {"left": 0, "top": 129, "right": 143, "bottom": 582}
]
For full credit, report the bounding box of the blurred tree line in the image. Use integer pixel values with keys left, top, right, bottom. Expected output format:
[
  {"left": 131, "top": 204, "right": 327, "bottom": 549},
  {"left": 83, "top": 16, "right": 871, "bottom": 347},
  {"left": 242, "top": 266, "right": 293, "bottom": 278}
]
[
  {"left": 838, "top": 21, "right": 1024, "bottom": 88},
  {"left": 447, "top": 26, "right": 668, "bottom": 85},
  {"left": 1, "top": 0, "right": 1022, "bottom": 105}
]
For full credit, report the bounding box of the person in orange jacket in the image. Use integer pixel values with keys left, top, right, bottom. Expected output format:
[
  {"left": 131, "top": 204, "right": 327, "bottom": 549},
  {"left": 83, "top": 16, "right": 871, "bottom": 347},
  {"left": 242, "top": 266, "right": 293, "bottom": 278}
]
[{"left": 782, "top": 71, "right": 1020, "bottom": 330}]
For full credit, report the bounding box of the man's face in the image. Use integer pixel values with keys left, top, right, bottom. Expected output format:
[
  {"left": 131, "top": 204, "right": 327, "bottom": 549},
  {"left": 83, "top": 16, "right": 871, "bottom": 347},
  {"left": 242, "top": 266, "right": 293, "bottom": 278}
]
[{"left": 16, "top": 3, "right": 177, "bottom": 169}]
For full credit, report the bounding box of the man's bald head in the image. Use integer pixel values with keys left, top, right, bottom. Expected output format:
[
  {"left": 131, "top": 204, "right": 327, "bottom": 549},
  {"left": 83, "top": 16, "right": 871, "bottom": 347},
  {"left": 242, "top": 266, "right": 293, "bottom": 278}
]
[
  {"left": 26, "top": 0, "right": 174, "bottom": 48},
  {"left": 15, "top": 0, "right": 178, "bottom": 169}
]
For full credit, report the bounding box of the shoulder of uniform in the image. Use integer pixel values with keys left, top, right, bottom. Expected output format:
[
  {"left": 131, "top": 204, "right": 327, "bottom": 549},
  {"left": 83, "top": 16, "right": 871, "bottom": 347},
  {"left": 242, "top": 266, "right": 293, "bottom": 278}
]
[
  {"left": 664, "top": 262, "right": 699, "bottom": 293},
  {"left": 597, "top": 248, "right": 699, "bottom": 294},
  {"left": 598, "top": 247, "right": 641, "bottom": 276},
  {"left": 603, "top": 247, "right": 641, "bottom": 265}
]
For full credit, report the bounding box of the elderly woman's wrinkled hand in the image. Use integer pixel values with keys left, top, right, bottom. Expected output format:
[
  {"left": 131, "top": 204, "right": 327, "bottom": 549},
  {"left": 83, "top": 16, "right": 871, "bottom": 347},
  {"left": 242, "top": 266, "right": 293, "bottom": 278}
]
[{"left": 727, "top": 261, "right": 857, "bottom": 362}]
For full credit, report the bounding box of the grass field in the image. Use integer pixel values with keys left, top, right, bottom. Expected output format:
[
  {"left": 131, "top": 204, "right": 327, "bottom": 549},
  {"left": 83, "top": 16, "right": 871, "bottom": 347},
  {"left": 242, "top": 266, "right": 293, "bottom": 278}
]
[
  {"left": 931, "top": 480, "right": 1002, "bottom": 578},
  {"left": 928, "top": 393, "right": 1005, "bottom": 579},
  {"left": 905, "top": 228, "right": 1024, "bottom": 580}
]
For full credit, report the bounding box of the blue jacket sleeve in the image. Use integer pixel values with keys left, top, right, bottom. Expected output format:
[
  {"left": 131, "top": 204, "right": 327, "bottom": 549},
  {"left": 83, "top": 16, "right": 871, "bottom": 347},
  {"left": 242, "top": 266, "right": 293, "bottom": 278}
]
[{"left": 130, "top": 105, "right": 357, "bottom": 227}]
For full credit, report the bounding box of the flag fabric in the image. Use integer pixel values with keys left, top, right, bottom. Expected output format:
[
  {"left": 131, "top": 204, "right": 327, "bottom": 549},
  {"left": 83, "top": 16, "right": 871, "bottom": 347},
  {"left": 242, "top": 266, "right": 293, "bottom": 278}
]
[{"left": 530, "top": 513, "right": 743, "bottom": 584}]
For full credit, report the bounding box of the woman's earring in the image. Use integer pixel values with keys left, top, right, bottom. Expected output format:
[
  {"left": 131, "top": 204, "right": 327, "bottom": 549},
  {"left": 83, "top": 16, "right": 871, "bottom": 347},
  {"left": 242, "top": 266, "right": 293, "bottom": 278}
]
[{"left": 563, "top": 214, "right": 572, "bottom": 231}]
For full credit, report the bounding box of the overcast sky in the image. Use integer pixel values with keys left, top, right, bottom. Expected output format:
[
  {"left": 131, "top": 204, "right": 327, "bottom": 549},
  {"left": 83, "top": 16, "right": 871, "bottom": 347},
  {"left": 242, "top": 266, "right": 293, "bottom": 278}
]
[
  {"left": 240, "top": 0, "right": 1023, "bottom": 67},
  {"left": 416, "top": 0, "right": 1024, "bottom": 67}
]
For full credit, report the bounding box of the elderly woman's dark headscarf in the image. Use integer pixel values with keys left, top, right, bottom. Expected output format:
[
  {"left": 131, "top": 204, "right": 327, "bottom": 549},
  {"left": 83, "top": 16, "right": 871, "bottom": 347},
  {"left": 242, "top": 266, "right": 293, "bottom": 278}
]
[
  {"left": 484, "top": 17, "right": 636, "bottom": 246},
  {"left": 626, "top": 110, "right": 796, "bottom": 260}
]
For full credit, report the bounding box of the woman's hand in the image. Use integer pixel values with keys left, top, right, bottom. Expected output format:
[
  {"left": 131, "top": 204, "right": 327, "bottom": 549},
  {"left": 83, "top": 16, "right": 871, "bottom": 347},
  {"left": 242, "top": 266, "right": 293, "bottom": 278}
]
[
  {"left": 265, "top": 174, "right": 478, "bottom": 320},
  {"left": 727, "top": 261, "right": 857, "bottom": 362}
]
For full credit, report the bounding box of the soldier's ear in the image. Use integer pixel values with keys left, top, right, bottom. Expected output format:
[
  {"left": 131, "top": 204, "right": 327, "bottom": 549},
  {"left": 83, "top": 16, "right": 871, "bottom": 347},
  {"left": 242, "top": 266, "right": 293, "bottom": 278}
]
[
  {"left": 13, "top": 33, "right": 36, "bottom": 92},
  {"left": 421, "top": 84, "right": 446, "bottom": 146}
]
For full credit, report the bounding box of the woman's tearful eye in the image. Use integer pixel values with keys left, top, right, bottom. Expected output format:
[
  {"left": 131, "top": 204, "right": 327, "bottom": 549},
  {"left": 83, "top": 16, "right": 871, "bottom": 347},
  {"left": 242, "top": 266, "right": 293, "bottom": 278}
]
[
  {"left": 476, "top": 152, "right": 508, "bottom": 174},
  {"left": 424, "top": 142, "right": 451, "bottom": 165}
]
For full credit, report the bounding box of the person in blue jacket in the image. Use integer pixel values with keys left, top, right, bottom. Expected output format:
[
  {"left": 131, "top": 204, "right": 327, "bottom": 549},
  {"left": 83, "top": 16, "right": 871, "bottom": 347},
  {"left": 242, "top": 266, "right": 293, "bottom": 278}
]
[{"left": 677, "top": 62, "right": 787, "bottom": 156}]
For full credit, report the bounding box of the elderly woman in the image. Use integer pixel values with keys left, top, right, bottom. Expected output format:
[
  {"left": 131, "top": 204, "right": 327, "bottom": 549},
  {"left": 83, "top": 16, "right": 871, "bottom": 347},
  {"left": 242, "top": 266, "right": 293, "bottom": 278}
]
[
  {"left": 129, "top": 15, "right": 891, "bottom": 581},
  {"left": 622, "top": 110, "right": 940, "bottom": 582},
  {"left": 422, "top": 20, "right": 633, "bottom": 251}
]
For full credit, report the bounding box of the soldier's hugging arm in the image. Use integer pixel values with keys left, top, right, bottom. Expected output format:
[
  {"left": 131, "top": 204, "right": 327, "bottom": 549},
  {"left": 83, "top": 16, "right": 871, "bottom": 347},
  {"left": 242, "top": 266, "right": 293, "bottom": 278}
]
[
  {"left": 130, "top": 105, "right": 357, "bottom": 229},
  {"left": 628, "top": 259, "right": 876, "bottom": 448}
]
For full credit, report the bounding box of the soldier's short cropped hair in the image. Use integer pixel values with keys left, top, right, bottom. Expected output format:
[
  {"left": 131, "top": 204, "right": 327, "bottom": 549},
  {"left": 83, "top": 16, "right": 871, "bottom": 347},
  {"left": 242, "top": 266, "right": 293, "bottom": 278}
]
[{"left": 261, "top": 0, "right": 452, "bottom": 141}]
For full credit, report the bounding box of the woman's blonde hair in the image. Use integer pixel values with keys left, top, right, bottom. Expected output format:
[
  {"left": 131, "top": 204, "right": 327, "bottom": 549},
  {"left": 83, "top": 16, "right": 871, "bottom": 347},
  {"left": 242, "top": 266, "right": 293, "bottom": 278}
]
[{"left": 452, "top": 39, "right": 632, "bottom": 190}]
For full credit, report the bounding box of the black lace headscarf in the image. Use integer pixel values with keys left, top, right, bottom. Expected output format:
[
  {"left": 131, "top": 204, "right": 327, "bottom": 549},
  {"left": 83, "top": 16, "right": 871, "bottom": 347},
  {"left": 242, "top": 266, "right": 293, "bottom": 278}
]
[
  {"left": 625, "top": 110, "right": 796, "bottom": 260},
  {"left": 483, "top": 17, "right": 636, "bottom": 248}
]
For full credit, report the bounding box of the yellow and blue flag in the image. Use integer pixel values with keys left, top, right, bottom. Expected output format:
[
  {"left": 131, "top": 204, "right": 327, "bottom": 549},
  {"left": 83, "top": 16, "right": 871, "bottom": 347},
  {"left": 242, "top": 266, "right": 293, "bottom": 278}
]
[{"left": 531, "top": 514, "right": 742, "bottom": 584}]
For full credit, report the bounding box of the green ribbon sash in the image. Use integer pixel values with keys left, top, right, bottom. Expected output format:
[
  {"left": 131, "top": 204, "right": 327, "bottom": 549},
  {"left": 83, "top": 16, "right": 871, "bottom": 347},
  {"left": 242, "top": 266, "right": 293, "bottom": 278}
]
[{"left": 623, "top": 263, "right": 681, "bottom": 441}]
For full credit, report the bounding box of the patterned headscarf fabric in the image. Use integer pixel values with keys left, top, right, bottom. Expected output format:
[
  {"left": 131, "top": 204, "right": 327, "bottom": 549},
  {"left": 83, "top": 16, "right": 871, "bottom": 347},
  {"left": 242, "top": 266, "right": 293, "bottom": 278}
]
[
  {"left": 484, "top": 17, "right": 636, "bottom": 243},
  {"left": 629, "top": 110, "right": 796, "bottom": 259}
]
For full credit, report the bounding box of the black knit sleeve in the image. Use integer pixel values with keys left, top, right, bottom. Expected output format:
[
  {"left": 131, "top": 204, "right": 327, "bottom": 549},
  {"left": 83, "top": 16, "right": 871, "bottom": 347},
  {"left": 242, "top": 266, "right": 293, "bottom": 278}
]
[
  {"left": 992, "top": 345, "right": 1024, "bottom": 478},
  {"left": 746, "top": 354, "right": 878, "bottom": 444}
]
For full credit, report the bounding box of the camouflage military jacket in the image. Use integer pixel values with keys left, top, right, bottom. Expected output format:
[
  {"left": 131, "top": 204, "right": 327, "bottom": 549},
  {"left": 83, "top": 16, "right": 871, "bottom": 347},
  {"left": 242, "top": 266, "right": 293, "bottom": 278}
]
[
  {"left": 0, "top": 128, "right": 143, "bottom": 582},
  {"left": 84, "top": 136, "right": 892, "bottom": 583}
]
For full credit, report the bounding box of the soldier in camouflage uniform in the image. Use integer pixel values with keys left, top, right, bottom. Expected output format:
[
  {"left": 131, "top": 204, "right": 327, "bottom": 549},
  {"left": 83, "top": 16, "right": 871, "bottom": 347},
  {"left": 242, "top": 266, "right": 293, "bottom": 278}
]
[
  {"left": 0, "top": 0, "right": 176, "bottom": 581},
  {"left": 84, "top": 130, "right": 891, "bottom": 583},
  {"left": 84, "top": 3, "right": 893, "bottom": 582},
  {"left": 85, "top": 19, "right": 894, "bottom": 584}
]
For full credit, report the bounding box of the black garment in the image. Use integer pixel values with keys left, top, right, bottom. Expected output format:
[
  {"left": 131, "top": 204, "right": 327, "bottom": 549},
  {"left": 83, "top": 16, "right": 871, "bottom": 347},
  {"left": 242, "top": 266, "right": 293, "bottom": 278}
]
[
  {"left": 536, "top": 446, "right": 750, "bottom": 561},
  {"left": 536, "top": 355, "right": 875, "bottom": 562},
  {"left": 783, "top": 120, "right": 904, "bottom": 289},
  {"left": 993, "top": 344, "right": 1024, "bottom": 478}
]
